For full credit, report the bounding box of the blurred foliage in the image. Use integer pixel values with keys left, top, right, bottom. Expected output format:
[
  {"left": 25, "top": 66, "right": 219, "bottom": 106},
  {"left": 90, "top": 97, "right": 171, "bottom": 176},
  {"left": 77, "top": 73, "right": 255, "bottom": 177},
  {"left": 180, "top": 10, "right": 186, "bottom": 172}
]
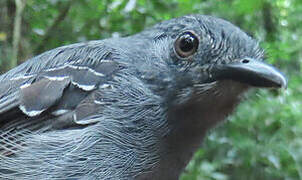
[{"left": 0, "top": 0, "right": 301, "bottom": 179}]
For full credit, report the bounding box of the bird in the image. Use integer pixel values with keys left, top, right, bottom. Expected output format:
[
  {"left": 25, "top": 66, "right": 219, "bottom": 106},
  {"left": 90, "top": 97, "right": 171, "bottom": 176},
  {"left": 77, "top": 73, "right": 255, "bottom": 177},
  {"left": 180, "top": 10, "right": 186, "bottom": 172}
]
[{"left": 0, "top": 14, "right": 287, "bottom": 180}]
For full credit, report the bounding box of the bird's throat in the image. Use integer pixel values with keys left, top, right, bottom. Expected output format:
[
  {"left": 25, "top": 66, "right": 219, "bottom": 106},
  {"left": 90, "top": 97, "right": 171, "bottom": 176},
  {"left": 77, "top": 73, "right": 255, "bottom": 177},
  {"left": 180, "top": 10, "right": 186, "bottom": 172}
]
[{"left": 159, "top": 81, "right": 247, "bottom": 178}]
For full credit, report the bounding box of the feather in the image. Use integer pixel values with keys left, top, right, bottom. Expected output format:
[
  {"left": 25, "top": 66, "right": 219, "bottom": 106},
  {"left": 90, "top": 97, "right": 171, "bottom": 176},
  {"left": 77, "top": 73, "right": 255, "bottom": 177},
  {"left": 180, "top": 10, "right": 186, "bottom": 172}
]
[{"left": 19, "top": 77, "right": 70, "bottom": 117}]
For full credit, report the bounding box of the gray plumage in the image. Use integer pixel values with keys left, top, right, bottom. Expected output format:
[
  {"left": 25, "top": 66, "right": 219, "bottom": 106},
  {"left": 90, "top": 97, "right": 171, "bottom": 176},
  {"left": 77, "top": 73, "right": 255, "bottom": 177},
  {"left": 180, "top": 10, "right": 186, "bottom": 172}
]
[{"left": 0, "top": 15, "right": 287, "bottom": 179}]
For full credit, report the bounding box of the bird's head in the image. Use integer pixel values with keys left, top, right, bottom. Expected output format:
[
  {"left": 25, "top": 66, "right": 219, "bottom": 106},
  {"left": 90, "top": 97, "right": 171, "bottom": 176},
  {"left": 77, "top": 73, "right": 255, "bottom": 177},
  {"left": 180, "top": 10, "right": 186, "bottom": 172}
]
[
  {"left": 122, "top": 15, "right": 289, "bottom": 166},
  {"left": 129, "top": 15, "right": 287, "bottom": 107}
]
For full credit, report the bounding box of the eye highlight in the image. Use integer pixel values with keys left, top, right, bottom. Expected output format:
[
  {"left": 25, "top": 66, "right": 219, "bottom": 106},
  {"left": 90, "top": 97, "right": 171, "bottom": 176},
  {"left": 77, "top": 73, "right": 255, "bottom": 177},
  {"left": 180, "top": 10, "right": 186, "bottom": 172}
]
[{"left": 174, "top": 31, "right": 199, "bottom": 58}]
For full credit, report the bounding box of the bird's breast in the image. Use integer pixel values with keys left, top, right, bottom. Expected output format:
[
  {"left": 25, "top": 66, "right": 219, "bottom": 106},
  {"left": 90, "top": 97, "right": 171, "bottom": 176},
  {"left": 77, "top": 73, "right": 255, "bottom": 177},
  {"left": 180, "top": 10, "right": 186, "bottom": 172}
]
[{"left": 144, "top": 81, "right": 247, "bottom": 179}]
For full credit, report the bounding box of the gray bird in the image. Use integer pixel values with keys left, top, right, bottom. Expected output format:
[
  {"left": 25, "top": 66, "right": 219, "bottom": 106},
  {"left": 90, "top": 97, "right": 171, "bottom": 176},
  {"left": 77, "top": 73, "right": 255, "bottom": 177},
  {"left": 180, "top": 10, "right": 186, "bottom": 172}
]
[{"left": 0, "top": 15, "right": 287, "bottom": 180}]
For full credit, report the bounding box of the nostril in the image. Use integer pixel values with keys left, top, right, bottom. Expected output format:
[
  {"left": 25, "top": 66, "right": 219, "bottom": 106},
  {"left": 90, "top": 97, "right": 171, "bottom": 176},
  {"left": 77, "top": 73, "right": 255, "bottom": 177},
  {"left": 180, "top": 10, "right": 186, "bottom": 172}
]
[{"left": 241, "top": 59, "right": 250, "bottom": 64}]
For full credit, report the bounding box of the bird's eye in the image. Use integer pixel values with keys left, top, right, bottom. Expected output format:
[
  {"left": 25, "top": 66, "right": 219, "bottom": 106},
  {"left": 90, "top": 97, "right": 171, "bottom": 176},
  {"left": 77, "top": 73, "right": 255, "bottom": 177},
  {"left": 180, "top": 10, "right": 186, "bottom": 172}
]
[{"left": 174, "top": 31, "right": 199, "bottom": 58}]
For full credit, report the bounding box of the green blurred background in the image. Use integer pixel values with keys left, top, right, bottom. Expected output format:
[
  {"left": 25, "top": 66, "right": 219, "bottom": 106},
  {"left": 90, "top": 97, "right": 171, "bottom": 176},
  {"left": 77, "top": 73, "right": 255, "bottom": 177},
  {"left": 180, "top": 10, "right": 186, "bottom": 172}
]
[{"left": 0, "top": 0, "right": 301, "bottom": 179}]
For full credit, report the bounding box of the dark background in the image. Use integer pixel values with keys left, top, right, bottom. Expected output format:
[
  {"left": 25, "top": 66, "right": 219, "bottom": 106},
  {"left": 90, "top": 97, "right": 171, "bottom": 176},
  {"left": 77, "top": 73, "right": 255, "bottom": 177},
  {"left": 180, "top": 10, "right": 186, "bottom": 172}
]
[{"left": 0, "top": 0, "right": 301, "bottom": 179}]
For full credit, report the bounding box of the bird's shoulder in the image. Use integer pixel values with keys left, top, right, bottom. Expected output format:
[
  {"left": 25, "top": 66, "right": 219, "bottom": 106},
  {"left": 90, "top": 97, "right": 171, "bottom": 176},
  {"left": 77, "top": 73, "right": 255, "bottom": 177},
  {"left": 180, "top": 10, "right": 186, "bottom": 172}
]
[
  {"left": 0, "top": 37, "right": 165, "bottom": 158},
  {"left": 0, "top": 40, "right": 126, "bottom": 130}
]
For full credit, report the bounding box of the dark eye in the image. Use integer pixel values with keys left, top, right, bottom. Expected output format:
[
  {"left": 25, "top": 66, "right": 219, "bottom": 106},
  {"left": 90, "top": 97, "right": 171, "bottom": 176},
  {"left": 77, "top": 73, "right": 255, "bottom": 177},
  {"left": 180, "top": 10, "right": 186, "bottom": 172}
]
[{"left": 174, "top": 31, "right": 199, "bottom": 58}]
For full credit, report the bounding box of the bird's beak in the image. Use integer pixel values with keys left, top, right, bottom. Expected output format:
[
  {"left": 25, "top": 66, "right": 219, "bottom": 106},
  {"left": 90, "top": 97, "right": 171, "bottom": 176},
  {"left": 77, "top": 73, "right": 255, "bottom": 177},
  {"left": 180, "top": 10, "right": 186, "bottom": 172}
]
[{"left": 210, "top": 58, "right": 287, "bottom": 88}]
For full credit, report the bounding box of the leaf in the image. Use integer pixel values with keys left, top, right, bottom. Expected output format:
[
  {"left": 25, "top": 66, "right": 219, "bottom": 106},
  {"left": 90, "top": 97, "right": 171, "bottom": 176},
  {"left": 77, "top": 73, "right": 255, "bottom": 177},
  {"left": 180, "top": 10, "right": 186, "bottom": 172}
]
[{"left": 0, "top": 32, "right": 7, "bottom": 41}]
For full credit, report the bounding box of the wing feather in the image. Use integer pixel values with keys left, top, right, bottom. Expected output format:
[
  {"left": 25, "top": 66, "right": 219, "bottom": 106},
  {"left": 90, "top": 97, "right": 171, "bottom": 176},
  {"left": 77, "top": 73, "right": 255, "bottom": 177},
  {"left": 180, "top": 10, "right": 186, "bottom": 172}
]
[
  {"left": 0, "top": 41, "right": 123, "bottom": 157},
  {"left": 0, "top": 41, "right": 121, "bottom": 135},
  {"left": 19, "top": 77, "right": 71, "bottom": 117}
]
